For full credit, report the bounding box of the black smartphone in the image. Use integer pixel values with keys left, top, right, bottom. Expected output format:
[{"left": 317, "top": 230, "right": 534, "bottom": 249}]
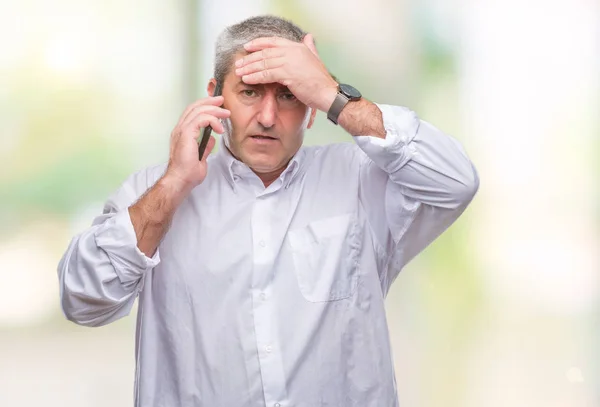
[{"left": 198, "top": 81, "right": 223, "bottom": 161}]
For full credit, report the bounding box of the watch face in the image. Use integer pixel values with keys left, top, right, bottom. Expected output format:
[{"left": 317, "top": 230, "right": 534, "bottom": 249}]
[{"left": 339, "top": 83, "right": 362, "bottom": 100}]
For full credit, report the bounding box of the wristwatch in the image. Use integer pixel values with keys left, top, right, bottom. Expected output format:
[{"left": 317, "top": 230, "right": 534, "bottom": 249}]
[{"left": 327, "top": 83, "right": 362, "bottom": 125}]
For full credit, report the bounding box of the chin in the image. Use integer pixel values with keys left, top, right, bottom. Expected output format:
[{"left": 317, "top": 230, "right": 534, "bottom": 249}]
[{"left": 241, "top": 150, "right": 283, "bottom": 173}]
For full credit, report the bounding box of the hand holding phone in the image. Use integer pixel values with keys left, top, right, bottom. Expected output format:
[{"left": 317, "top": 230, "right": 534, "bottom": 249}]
[{"left": 164, "top": 89, "right": 229, "bottom": 190}]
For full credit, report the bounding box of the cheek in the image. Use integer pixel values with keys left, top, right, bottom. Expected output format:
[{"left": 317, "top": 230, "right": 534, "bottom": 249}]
[
  {"left": 286, "top": 108, "right": 311, "bottom": 142},
  {"left": 282, "top": 107, "right": 310, "bottom": 131},
  {"left": 224, "top": 111, "right": 247, "bottom": 139}
]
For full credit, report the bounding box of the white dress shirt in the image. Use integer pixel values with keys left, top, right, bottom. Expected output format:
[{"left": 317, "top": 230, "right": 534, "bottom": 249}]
[{"left": 58, "top": 103, "right": 478, "bottom": 407}]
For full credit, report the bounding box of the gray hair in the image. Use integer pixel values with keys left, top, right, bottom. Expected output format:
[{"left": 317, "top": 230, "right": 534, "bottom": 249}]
[{"left": 213, "top": 15, "right": 307, "bottom": 85}]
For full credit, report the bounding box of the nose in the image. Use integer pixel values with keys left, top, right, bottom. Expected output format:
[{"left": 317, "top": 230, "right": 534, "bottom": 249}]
[{"left": 256, "top": 92, "right": 277, "bottom": 129}]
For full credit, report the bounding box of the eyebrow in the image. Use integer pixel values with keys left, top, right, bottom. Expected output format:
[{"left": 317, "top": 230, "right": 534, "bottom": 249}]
[
  {"left": 233, "top": 81, "right": 291, "bottom": 93},
  {"left": 234, "top": 80, "right": 259, "bottom": 89}
]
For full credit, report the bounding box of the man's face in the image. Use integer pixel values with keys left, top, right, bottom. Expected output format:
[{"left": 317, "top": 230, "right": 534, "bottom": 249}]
[{"left": 208, "top": 52, "right": 316, "bottom": 174}]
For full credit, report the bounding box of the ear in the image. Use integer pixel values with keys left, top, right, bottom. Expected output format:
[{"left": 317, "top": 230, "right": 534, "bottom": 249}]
[
  {"left": 207, "top": 78, "right": 218, "bottom": 96},
  {"left": 307, "top": 107, "right": 318, "bottom": 129}
]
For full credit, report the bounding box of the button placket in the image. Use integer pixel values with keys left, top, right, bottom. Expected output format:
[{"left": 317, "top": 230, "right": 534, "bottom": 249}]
[{"left": 250, "top": 193, "right": 288, "bottom": 406}]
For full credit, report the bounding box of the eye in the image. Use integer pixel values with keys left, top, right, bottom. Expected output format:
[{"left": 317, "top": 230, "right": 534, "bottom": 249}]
[
  {"left": 280, "top": 91, "right": 297, "bottom": 101},
  {"left": 242, "top": 89, "right": 256, "bottom": 97}
]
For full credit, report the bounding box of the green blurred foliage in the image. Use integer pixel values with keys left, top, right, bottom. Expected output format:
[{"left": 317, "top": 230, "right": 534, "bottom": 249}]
[{"left": 0, "top": 67, "right": 130, "bottom": 237}]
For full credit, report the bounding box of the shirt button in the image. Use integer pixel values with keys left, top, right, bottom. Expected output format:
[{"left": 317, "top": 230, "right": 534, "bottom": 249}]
[
  {"left": 259, "top": 240, "right": 266, "bottom": 247},
  {"left": 265, "top": 345, "right": 272, "bottom": 353},
  {"left": 260, "top": 293, "right": 266, "bottom": 301},
  {"left": 274, "top": 404, "right": 281, "bottom": 407}
]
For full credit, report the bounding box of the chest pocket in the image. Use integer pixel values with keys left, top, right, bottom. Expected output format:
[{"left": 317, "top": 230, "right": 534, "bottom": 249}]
[{"left": 287, "top": 213, "right": 360, "bottom": 302}]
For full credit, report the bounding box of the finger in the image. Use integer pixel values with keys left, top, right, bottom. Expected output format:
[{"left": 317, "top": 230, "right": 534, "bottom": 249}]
[
  {"left": 241, "top": 67, "right": 287, "bottom": 86},
  {"left": 243, "top": 36, "right": 293, "bottom": 52},
  {"left": 177, "top": 96, "right": 224, "bottom": 126},
  {"left": 200, "top": 135, "right": 216, "bottom": 162},
  {"left": 181, "top": 105, "right": 230, "bottom": 127},
  {"left": 235, "top": 57, "right": 286, "bottom": 77},
  {"left": 178, "top": 96, "right": 224, "bottom": 126},
  {"left": 183, "top": 113, "right": 225, "bottom": 135},
  {"left": 235, "top": 47, "right": 285, "bottom": 68},
  {"left": 303, "top": 33, "right": 319, "bottom": 57}
]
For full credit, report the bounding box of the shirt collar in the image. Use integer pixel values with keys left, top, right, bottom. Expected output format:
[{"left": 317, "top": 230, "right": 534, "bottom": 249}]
[{"left": 216, "top": 135, "right": 305, "bottom": 190}]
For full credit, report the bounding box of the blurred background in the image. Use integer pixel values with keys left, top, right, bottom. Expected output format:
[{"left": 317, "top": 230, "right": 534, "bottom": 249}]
[{"left": 0, "top": 0, "right": 598, "bottom": 406}]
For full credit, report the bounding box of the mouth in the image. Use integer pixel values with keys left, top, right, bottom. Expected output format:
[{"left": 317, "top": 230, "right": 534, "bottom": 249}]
[
  {"left": 249, "top": 135, "right": 277, "bottom": 140},
  {"left": 248, "top": 134, "right": 279, "bottom": 145}
]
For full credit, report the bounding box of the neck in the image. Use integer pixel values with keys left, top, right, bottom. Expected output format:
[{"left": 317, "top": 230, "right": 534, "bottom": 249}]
[
  {"left": 224, "top": 145, "right": 289, "bottom": 188},
  {"left": 255, "top": 165, "right": 287, "bottom": 188}
]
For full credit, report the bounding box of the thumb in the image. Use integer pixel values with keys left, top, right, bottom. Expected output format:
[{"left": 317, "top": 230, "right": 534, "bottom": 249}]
[{"left": 303, "top": 33, "right": 319, "bottom": 57}]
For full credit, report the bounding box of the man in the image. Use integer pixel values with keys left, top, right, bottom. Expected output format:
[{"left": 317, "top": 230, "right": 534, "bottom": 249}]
[{"left": 58, "top": 15, "right": 478, "bottom": 407}]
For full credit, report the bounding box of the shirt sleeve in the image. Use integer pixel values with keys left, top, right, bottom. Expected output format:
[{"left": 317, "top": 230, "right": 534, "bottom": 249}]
[
  {"left": 354, "top": 104, "right": 479, "bottom": 295},
  {"left": 57, "top": 165, "right": 164, "bottom": 327}
]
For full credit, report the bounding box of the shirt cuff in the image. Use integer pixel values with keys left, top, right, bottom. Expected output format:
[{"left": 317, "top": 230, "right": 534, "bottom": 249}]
[
  {"left": 353, "top": 103, "right": 420, "bottom": 174},
  {"left": 94, "top": 209, "right": 160, "bottom": 284}
]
